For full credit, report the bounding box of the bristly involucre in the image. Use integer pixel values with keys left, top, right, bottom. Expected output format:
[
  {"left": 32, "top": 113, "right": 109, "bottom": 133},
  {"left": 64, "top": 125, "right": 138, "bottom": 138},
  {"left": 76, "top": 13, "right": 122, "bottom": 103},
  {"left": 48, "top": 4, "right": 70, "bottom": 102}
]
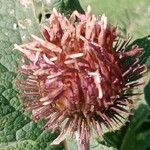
[{"left": 14, "top": 6, "right": 146, "bottom": 148}]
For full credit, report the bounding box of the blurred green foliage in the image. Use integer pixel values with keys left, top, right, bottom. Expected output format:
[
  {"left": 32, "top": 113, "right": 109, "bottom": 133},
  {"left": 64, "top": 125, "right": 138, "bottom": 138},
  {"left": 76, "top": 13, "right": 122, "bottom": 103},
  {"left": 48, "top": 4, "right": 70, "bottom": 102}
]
[{"left": 80, "top": 0, "right": 150, "bottom": 39}]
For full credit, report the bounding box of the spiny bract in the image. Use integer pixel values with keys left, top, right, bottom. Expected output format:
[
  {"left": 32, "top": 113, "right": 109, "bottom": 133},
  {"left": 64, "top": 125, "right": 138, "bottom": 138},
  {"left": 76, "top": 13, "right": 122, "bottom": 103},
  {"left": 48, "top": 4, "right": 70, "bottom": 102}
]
[{"left": 15, "top": 6, "right": 146, "bottom": 147}]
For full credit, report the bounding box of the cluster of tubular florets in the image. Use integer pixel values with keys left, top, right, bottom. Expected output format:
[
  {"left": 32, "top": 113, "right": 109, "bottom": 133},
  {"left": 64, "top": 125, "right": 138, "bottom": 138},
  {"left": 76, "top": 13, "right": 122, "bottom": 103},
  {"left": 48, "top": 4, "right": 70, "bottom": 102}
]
[{"left": 15, "top": 7, "right": 146, "bottom": 146}]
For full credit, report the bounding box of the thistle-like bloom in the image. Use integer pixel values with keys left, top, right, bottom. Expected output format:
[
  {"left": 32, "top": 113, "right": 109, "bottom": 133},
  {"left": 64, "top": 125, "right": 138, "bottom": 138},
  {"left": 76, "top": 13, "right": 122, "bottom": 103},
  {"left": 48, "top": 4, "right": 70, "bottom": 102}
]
[{"left": 15, "top": 7, "right": 146, "bottom": 149}]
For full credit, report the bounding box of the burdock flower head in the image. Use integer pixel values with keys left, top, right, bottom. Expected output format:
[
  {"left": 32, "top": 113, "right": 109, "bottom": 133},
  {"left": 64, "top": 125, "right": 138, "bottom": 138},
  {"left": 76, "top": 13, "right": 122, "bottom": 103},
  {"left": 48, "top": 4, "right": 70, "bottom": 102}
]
[{"left": 15, "top": 6, "right": 146, "bottom": 150}]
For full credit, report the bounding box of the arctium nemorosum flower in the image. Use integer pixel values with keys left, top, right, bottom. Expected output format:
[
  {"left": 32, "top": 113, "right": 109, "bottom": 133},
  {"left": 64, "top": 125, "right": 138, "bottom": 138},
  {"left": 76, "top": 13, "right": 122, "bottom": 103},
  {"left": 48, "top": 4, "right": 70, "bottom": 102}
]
[{"left": 14, "top": 6, "right": 146, "bottom": 150}]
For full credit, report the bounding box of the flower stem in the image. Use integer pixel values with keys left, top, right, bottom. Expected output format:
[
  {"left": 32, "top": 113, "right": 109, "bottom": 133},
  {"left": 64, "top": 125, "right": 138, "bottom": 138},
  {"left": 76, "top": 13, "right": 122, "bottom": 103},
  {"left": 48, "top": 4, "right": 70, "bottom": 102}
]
[
  {"left": 63, "top": 139, "right": 69, "bottom": 150},
  {"left": 77, "top": 140, "right": 90, "bottom": 150},
  {"left": 76, "top": 133, "right": 90, "bottom": 150}
]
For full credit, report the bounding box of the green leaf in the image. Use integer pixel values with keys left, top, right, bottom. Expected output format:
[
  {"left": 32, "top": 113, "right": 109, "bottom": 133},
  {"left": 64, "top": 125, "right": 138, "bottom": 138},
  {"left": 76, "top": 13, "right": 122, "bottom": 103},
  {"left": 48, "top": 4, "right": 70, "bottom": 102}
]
[
  {"left": 0, "top": 140, "right": 40, "bottom": 150},
  {"left": 144, "top": 80, "right": 150, "bottom": 107},
  {"left": 120, "top": 104, "right": 150, "bottom": 150},
  {"left": 98, "top": 126, "right": 128, "bottom": 149}
]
